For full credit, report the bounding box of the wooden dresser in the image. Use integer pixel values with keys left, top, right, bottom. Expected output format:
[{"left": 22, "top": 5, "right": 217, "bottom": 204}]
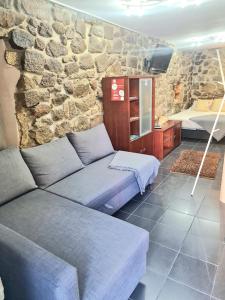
[{"left": 153, "top": 120, "right": 182, "bottom": 160}]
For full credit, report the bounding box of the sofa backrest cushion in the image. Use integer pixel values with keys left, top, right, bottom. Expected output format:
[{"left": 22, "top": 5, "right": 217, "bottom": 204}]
[
  {"left": 21, "top": 137, "right": 84, "bottom": 188},
  {"left": 0, "top": 148, "right": 37, "bottom": 205},
  {"left": 67, "top": 124, "right": 114, "bottom": 165}
]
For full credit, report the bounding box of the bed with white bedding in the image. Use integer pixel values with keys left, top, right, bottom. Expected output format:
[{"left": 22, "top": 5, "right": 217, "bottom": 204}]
[{"left": 168, "top": 109, "right": 225, "bottom": 141}]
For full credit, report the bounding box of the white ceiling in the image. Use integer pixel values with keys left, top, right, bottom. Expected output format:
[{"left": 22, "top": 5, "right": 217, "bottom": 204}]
[{"left": 56, "top": 0, "right": 225, "bottom": 46}]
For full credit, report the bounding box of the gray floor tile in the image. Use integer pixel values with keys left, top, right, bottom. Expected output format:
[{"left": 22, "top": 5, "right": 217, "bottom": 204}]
[
  {"left": 126, "top": 215, "right": 156, "bottom": 232},
  {"left": 130, "top": 270, "right": 166, "bottom": 300},
  {"left": 169, "top": 253, "right": 217, "bottom": 294},
  {"left": 133, "top": 203, "right": 166, "bottom": 221},
  {"left": 203, "top": 190, "right": 221, "bottom": 206},
  {"left": 158, "top": 167, "right": 170, "bottom": 176},
  {"left": 158, "top": 278, "right": 210, "bottom": 300},
  {"left": 113, "top": 211, "right": 130, "bottom": 220},
  {"left": 120, "top": 199, "right": 143, "bottom": 214},
  {"left": 144, "top": 192, "right": 172, "bottom": 208},
  {"left": 197, "top": 203, "right": 221, "bottom": 223},
  {"left": 158, "top": 209, "right": 194, "bottom": 231},
  {"left": 149, "top": 222, "right": 187, "bottom": 251},
  {"left": 190, "top": 218, "right": 225, "bottom": 241},
  {"left": 212, "top": 250, "right": 225, "bottom": 299},
  {"left": 150, "top": 174, "right": 168, "bottom": 190},
  {"left": 147, "top": 242, "right": 177, "bottom": 275},
  {"left": 174, "top": 181, "right": 208, "bottom": 202},
  {"left": 169, "top": 196, "right": 202, "bottom": 216},
  {"left": 197, "top": 196, "right": 225, "bottom": 223},
  {"left": 120, "top": 139, "right": 225, "bottom": 300},
  {"left": 181, "top": 232, "right": 225, "bottom": 265}
]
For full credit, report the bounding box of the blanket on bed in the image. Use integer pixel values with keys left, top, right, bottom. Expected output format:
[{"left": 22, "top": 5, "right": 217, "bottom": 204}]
[
  {"left": 109, "top": 151, "right": 160, "bottom": 194},
  {"left": 190, "top": 114, "right": 225, "bottom": 142}
]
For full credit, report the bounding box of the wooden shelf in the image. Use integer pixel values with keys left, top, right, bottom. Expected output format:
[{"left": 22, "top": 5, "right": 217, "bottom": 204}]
[
  {"left": 129, "top": 97, "right": 139, "bottom": 101},
  {"left": 130, "top": 116, "right": 139, "bottom": 123},
  {"left": 130, "top": 135, "right": 140, "bottom": 142}
]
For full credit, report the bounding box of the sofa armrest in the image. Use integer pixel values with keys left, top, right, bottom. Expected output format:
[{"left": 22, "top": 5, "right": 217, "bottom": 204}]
[{"left": 0, "top": 224, "right": 80, "bottom": 300}]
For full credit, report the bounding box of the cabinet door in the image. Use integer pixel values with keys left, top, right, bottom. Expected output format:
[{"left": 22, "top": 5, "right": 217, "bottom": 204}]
[
  {"left": 174, "top": 123, "right": 181, "bottom": 147},
  {"left": 139, "top": 78, "right": 152, "bottom": 137}
]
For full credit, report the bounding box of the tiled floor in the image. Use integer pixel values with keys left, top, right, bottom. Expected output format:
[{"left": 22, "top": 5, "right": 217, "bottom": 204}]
[{"left": 114, "top": 138, "right": 225, "bottom": 300}]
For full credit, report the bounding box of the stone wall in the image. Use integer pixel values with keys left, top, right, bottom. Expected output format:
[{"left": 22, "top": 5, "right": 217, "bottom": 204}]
[
  {"left": 155, "top": 50, "right": 193, "bottom": 116},
  {"left": 189, "top": 48, "right": 225, "bottom": 104},
  {"left": 1, "top": 0, "right": 174, "bottom": 147},
  {"left": 163, "top": 48, "right": 225, "bottom": 114}
]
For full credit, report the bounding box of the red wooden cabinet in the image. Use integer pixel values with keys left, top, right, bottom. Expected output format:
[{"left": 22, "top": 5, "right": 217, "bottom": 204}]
[
  {"left": 102, "top": 76, "right": 155, "bottom": 155},
  {"left": 153, "top": 120, "right": 182, "bottom": 160}
]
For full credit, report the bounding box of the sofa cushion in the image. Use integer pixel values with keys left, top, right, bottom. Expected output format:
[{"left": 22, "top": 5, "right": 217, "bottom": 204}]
[
  {"left": 0, "top": 148, "right": 37, "bottom": 205},
  {"left": 46, "top": 153, "right": 137, "bottom": 209},
  {"left": 21, "top": 137, "right": 84, "bottom": 188},
  {"left": 0, "top": 189, "right": 149, "bottom": 300},
  {"left": 67, "top": 123, "right": 114, "bottom": 165}
]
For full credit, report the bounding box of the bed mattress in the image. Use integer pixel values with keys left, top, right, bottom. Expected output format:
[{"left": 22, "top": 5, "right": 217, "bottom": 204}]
[{"left": 168, "top": 110, "right": 225, "bottom": 130}]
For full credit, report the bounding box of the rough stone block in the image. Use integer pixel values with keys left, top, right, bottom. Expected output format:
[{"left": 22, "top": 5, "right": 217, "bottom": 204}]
[
  {"left": 11, "top": 29, "right": 35, "bottom": 49},
  {"left": 38, "top": 22, "right": 53, "bottom": 37},
  {"left": 5, "top": 50, "right": 22, "bottom": 66},
  {"left": 19, "top": 0, "right": 50, "bottom": 20},
  {"left": 64, "top": 62, "right": 79, "bottom": 76},
  {"left": 75, "top": 19, "right": 86, "bottom": 38},
  {"left": 52, "top": 108, "right": 64, "bottom": 121},
  {"left": 46, "top": 40, "right": 68, "bottom": 57},
  {"left": 52, "top": 22, "right": 65, "bottom": 35},
  {"left": 52, "top": 93, "right": 69, "bottom": 105},
  {"left": 34, "top": 126, "right": 54, "bottom": 144},
  {"left": 22, "top": 90, "right": 50, "bottom": 107},
  {"left": 95, "top": 53, "right": 111, "bottom": 72},
  {"left": 45, "top": 58, "right": 63, "bottom": 73},
  {"left": 70, "top": 34, "right": 86, "bottom": 54},
  {"left": 64, "top": 80, "right": 74, "bottom": 94},
  {"left": 64, "top": 100, "right": 78, "bottom": 119},
  {"left": 79, "top": 53, "right": 94, "bottom": 70},
  {"left": 55, "top": 121, "right": 71, "bottom": 137},
  {"left": 33, "top": 103, "right": 51, "bottom": 117},
  {"left": 110, "top": 38, "right": 123, "bottom": 54},
  {"left": 0, "top": 0, "right": 12, "bottom": 8},
  {"left": 104, "top": 25, "right": 114, "bottom": 40},
  {"left": 88, "top": 36, "right": 105, "bottom": 53},
  {"left": 127, "top": 56, "right": 138, "bottom": 68},
  {"left": 17, "top": 75, "right": 37, "bottom": 90},
  {"left": 90, "top": 24, "right": 104, "bottom": 37},
  {"left": 0, "top": 8, "right": 16, "bottom": 28},
  {"left": 52, "top": 6, "right": 70, "bottom": 25},
  {"left": 40, "top": 72, "right": 57, "bottom": 87},
  {"left": 35, "top": 37, "right": 45, "bottom": 50},
  {"left": 73, "top": 79, "right": 90, "bottom": 98},
  {"left": 24, "top": 50, "right": 45, "bottom": 74}
]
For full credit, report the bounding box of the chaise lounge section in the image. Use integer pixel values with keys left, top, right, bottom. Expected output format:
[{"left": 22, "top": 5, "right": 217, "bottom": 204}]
[
  {"left": 0, "top": 125, "right": 159, "bottom": 300},
  {"left": 0, "top": 190, "right": 149, "bottom": 300}
]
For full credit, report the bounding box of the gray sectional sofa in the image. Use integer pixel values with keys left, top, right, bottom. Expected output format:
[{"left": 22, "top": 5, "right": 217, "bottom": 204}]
[{"left": 0, "top": 124, "right": 155, "bottom": 300}]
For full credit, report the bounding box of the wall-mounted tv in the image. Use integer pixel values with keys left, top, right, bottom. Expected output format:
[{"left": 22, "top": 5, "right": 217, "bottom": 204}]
[{"left": 144, "top": 44, "right": 174, "bottom": 74}]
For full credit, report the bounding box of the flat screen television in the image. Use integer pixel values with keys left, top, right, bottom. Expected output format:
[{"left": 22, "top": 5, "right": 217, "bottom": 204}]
[{"left": 144, "top": 44, "right": 174, "bottom": 74}]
